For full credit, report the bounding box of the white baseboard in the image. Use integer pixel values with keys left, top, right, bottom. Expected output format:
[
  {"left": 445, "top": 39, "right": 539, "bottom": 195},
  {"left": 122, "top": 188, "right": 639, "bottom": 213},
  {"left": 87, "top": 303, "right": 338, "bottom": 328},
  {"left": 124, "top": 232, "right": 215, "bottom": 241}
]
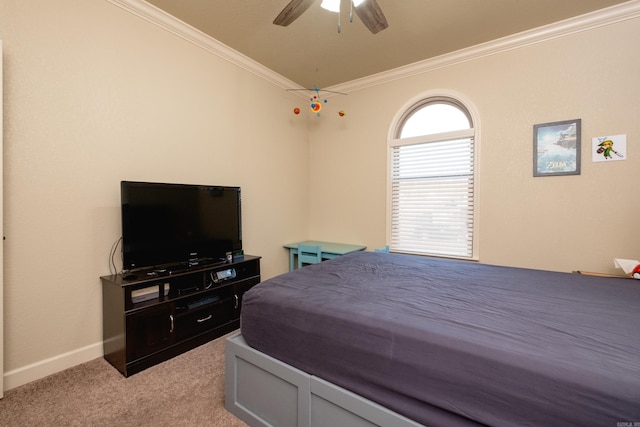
[{"left": 3, "top": 342, "right": 104, "bottom": 392}]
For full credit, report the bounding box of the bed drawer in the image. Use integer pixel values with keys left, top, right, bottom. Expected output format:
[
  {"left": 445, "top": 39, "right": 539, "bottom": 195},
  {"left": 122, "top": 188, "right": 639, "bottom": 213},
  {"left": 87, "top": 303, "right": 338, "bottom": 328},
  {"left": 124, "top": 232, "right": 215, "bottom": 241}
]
[{"left": 225, "top": 334, "right": 425, "bottom": 427}]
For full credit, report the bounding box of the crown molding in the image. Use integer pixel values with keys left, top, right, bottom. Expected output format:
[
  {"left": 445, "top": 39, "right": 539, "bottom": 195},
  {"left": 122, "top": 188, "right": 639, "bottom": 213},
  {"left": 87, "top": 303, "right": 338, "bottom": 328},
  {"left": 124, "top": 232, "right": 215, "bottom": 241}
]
[
  {"left": 107, "top": 0, "right": 640, "bottom": 94},
  {"left": 105, "top": 0, "right": 303, "bottom": 90},
  {"left": 332, "top": 0, "right": 640, "bottom": 94}
]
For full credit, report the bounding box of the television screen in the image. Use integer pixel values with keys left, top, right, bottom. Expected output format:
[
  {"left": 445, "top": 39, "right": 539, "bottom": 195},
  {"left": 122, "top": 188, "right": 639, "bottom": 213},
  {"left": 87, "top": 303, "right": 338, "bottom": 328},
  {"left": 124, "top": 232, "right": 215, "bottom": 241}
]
[{"left": 121, "top": 181, "right": 242, "bottom": 271}]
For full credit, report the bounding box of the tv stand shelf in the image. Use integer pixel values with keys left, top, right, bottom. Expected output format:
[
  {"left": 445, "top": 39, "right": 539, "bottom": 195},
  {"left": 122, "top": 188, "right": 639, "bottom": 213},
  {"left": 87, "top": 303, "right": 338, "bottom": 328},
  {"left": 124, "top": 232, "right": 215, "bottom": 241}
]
[{"left": 101, "top": 255, "right": 261, "bottom": 377}]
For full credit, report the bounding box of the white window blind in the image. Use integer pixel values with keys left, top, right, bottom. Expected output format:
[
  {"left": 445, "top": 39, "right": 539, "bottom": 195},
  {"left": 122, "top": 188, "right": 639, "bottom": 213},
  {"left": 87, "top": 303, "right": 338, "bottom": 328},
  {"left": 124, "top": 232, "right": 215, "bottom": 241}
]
[{"left": 390, "top": 136, "right": 475, "bottom": 258}]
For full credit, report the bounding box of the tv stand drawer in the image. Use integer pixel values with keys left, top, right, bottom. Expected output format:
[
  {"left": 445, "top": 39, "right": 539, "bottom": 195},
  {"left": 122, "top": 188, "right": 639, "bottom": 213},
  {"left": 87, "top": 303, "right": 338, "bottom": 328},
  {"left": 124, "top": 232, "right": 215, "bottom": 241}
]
[{"left": 174, "top": 298, "right": 235, "bottom": 341}]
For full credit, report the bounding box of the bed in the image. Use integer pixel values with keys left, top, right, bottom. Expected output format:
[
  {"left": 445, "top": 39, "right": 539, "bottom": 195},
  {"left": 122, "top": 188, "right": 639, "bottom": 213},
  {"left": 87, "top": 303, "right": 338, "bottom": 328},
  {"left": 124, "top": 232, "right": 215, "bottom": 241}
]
[{"left": 225, "top": 251, "right": 640, "bottom": 426}]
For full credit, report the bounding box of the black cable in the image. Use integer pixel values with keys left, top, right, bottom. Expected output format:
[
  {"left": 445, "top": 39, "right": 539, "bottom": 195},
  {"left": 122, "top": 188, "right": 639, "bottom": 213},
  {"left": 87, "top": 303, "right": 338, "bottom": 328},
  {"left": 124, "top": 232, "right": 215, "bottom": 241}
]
[{"left": 109, "top": 237, "right": 122, "bottom": 276}]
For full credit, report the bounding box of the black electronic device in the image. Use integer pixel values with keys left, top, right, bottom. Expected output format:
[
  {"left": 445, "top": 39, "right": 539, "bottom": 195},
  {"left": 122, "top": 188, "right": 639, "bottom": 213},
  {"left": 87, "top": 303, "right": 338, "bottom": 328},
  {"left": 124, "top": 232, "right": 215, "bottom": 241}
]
[
  {"left": 121, "top": 181, "right": 242, "bottom": 272},
  {"left": 186, "top": 295, "right": 220, "bottom": 310}
]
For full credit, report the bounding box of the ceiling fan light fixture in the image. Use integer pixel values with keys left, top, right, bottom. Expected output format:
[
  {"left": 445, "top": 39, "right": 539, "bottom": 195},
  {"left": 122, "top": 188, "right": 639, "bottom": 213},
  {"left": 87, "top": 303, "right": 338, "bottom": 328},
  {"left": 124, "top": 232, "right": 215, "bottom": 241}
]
[
  {"left": 320, "top": 0, "right": 340, "bottom": 13},
  {"left": 274, "top": 0, "right": 388, "bottom": 34}
]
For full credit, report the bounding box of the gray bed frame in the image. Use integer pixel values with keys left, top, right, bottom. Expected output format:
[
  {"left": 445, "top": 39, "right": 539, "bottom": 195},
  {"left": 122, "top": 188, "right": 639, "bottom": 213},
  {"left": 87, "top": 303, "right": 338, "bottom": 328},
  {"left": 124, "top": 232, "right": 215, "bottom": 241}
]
[{"left": 225, "top": 333, "right": 425, "bottom": 427}]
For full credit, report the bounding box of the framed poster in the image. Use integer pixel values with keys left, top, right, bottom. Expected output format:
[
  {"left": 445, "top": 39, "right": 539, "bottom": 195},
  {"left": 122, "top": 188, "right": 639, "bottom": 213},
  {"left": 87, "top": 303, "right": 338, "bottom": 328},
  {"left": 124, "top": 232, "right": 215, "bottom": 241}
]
[{"left": 533, "top": 119, "right": 581, "bottom": 177}]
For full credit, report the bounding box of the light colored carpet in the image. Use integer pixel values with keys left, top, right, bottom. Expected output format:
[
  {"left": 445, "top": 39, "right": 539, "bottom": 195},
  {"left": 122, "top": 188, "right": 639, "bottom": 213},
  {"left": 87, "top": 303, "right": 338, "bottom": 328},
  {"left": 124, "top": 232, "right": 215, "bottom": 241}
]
[{"left": 0, "top": 332, "right": 248, "bottom": 427}]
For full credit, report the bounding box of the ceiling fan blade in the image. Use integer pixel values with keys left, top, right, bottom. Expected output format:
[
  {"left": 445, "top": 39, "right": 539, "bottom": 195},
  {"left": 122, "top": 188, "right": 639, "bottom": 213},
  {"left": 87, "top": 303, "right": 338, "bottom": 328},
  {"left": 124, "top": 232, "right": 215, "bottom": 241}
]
[
  {"left": 273, "top": 0, "right": 316, "bottom": 26},
  {"left": 354, "top": 0, "right": 388, "bottom": 34}
]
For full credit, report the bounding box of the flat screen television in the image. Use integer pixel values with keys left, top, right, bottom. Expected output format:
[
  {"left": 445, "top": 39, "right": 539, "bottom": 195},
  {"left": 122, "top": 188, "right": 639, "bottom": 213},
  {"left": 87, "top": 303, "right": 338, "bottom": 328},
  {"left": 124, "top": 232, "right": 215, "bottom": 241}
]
[{"left": 121, "top": 181, "right": 242, "bottom": 272}]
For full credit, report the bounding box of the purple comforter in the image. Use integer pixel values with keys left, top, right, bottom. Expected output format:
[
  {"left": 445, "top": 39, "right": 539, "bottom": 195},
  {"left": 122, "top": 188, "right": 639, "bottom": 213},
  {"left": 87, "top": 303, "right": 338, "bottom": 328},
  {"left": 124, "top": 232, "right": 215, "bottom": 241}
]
[{"left": 241, "top": 251, "right": 640, "bottom": 426}]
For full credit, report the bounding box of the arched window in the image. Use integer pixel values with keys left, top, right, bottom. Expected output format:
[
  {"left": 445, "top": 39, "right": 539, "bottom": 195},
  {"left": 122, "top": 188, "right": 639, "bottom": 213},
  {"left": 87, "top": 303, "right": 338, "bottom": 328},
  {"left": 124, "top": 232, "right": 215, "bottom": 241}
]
[{"left": 389, "top": 95, "right": 478, "bottom": 259}]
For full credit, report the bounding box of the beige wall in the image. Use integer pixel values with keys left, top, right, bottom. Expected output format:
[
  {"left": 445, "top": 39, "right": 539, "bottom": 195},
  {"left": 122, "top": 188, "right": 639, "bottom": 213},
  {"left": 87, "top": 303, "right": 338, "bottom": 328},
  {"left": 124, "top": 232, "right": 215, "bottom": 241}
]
[
  {"left": 310, "top": 15, "right": 640, "bottom": 273},
  {"left": 0, "top": 0, "right": 308, "bottom": 380},
  {"left": 1, "top": 0, "right": 639, "bottom": 389}
]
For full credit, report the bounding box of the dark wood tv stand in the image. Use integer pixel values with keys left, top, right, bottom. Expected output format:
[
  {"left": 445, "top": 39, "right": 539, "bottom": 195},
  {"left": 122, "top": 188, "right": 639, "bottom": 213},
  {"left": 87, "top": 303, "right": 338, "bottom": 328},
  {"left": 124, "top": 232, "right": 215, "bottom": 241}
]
[{"left": 100, "top": 255, "right": 261, "bottom": 376}]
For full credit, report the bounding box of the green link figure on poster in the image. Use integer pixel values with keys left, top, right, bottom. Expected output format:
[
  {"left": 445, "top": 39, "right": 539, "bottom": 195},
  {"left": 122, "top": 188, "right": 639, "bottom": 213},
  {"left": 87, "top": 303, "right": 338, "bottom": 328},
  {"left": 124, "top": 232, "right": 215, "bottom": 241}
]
[{"left": 596, "top": 139, "right": 623, "bottom": 159}]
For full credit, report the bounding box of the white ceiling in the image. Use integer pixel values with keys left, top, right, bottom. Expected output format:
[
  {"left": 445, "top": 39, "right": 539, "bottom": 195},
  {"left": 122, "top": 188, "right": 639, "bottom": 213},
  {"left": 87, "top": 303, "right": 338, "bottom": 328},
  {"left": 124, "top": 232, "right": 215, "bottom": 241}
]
[{"left": 143, "top": 0, "right": 630, "bottom": 88}]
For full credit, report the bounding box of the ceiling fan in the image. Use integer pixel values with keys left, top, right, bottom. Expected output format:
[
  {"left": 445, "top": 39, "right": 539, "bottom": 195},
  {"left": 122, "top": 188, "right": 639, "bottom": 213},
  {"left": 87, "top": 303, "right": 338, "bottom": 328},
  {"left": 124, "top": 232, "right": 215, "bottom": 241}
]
[{"left": 273, "top": 0, "right": 388, "bottom": 34}]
